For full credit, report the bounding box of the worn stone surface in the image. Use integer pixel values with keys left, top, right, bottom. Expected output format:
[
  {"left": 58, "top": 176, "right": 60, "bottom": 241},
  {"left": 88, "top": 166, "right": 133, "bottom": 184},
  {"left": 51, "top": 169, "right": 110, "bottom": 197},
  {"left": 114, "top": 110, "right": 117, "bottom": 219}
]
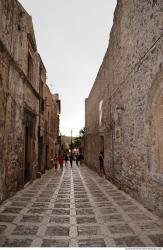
[
  {"left": 20, "top": 215, "right": 44, "bottom": 223},
  {"left": 52, "top": 209, "right": 70, "bottom": 215},
  {"left": 12, "top": 225, "right": 39, "bottom": 235},
  {"left": 77, "top": 225, "right": 101, "bottom": 236},
  {"left": 45, "top": 226, "right": 69, "bottom": 236},
  {"left": 85, "top": 0, "right": 163, "bottom": 218},
  {"left": 0, "top": 165, "right": 162, "bottom": 247},
  {"left": 0, "top": 215, "right": 16, "bottom": 222},
  {"left": 2, "top": 239, "right": 33, "bottom": 247},
  {"left": 78, "top": 238, "right": 106, "bottom": 247},
  {"left": 41, "top": 239, "right": 69, "bottom": 247},
  {"left": 50, "top": 216, "right": 70, "bottom": 224},
  {"left": 0, "top": 225, "right": 6, "bottom": 234},
  {"left": 114, "top": 236, "right": 145, "bottom": 247}
]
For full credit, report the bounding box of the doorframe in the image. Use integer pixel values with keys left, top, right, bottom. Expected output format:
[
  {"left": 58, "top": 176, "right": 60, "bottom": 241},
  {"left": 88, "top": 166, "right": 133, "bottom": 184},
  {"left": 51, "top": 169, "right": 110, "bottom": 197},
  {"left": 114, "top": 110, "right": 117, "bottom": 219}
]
[{"left": 23, "top": 108, "right": 36, "bottom": 185}]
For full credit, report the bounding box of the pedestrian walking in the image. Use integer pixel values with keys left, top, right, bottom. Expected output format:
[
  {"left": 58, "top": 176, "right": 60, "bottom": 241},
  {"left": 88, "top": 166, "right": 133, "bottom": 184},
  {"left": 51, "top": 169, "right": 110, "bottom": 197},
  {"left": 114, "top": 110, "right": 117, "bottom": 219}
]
[
  {"left": 76, "top": 154, "right": 79, "bottom": 166},
  {"left": 54, "top": 154, "right": 58, "bottom": 171},
  {"left": 99, "top": 151, "right": 105, "bottom": 177},
  {"left": 59, "top": 154, "right": 64, "bottom": 170},
  {"left": 70, "top": 154, "right": 73, "bottom": 168},
  {"left": 51, "top": 158, "right": 54, "bottom": 168},
  {"left": 73, "top": 155, "right": 76, "bottom": 166},
  {"left": 64, "top": 154, "right": 69, "bottom": 167},
  {"left": 80, "top": 152, "right": 84, "bottom": 165}
]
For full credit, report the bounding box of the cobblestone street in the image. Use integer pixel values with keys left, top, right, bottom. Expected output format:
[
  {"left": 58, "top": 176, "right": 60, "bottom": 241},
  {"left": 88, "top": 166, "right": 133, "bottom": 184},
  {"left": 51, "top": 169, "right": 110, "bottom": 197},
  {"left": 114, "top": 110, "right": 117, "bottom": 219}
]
[{"left": 0, "top": 164, "right": 163, "bottom": 247}]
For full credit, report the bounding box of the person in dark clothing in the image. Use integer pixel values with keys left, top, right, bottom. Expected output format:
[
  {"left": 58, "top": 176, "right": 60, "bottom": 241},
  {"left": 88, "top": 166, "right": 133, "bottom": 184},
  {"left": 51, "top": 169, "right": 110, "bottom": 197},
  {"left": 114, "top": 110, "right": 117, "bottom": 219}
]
[
  {"left": 64, "top": 154, "right": 69, "bottom": 167},
  {"left": 54, "top": 154, "right": 58, "bottom": 171},
  {"left": 70, "top": 154, "right": 73, "bottom": 167},
  {"left": 99, "top": 151, "right": 105, "bottom": 177},
  {"left": 76, "top": 154, "right": 79, "bottom": 166},
  {"left": 80, "top": 153, "right": 84, "bottom": 165}
]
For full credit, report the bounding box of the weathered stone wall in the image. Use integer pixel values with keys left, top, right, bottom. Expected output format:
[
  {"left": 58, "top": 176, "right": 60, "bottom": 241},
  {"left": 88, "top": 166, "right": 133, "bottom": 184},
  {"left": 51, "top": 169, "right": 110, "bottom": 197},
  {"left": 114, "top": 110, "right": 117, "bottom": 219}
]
[
  {"left": 44, "top": 85, "right": 59, "bottom": 169},
  {"left": 0, "top": 0, "right": 40, "bottom": 200},
  {"left": 0, "top": 0, "right": 61, "bottom": 201},
  {"left": 38, "top": 57, "right": 46, "bottom": 174},
  {"left": 0, "top": 45, "right": 10, "bottom": 200},
  {"left": 0, "top": 43, "right": 25, "bottom": 199},
  {"left": 85, "top": 0, "right": 163, "bottom": 217},
  {"left": 85, "top": 54, "right": 109, "bottom": 172}
]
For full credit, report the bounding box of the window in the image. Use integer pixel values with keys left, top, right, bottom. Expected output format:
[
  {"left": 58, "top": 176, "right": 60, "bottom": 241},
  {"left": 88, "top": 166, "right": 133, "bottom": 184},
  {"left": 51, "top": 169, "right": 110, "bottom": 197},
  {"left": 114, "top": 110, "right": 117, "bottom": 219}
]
[
  {"left": 99, "top": 100, "right": 103, "bottom": 127},
  {"left": 40, "top": 81, "right": 44, "bottom": 113},
  {"left": 147, "top": 72, "right": 163, "bottom": 178},
  {"left": 154, "top": 96, "right": 163, "bottom": 173},
  {"left": 40, "top": 80, "right": 43, "bottom": 97},
  {"left": 48, "top": 112, "right": 50, "bottom": 131},
  {"left": 27, "top": 52, "right": 33, "bottom": 82},
  {"left": 40, "top": 98, "right": 44, "bottom": 113}
]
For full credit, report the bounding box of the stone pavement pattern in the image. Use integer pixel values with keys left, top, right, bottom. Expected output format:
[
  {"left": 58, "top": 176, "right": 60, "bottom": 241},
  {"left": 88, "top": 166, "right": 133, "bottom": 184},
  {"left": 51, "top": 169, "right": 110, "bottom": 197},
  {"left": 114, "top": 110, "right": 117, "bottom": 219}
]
[{"left": 0, "top": 164, "right": 163, "bottom": 247}]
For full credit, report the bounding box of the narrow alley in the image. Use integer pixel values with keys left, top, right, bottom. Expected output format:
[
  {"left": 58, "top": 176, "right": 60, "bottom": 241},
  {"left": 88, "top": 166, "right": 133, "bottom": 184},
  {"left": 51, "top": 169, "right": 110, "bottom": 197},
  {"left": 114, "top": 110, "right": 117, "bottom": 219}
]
[{"left": 0, "top": 164, "right": 162, "bottom": 247}]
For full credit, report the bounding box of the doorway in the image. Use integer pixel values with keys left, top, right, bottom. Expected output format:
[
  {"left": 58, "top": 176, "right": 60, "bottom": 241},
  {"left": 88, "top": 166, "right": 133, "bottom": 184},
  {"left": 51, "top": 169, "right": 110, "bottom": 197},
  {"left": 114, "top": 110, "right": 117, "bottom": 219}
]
[
  {"left": 45, "top": 145, "right": 49, "bottom": 170},
  {"left": 38, "top": 136, "right": 43, "bottom": 173},
  {"left": 100, "top": 136, "right": 104, "bottom": 153},
  {"left": 24, "top": 110, "right": 35, "bottom": 184}
]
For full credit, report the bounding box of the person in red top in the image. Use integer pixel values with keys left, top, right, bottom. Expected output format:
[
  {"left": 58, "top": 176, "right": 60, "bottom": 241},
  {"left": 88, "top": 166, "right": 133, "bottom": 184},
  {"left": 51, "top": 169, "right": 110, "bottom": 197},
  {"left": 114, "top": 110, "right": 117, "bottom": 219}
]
[{"left": 58, "top": 154, "right": 64, "bottom": 170}]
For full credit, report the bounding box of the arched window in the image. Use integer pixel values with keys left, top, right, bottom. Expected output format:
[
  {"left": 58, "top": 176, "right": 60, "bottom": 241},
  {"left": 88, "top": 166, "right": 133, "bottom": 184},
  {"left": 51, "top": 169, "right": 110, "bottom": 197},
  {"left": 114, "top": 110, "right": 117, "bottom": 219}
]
[
  {"left": 0, "top": 75, "right": 5, "bottom": 115},
  {"left": 153, "top": 95, "right": 163, "bottom": 173},
  {"left": 147, "top": 71, "right": 163, "bottom": 177}
]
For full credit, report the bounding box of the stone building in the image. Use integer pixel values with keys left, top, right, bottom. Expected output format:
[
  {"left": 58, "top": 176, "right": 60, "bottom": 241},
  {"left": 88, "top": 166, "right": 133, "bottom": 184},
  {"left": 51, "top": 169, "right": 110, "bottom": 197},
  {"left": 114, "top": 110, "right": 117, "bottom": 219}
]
[
  {"left": 44, "top": 85, "right": 61, "bottom": 170},
  {"left": 61, "top": 135, "right": 75, "bottom": 153},
  {"left": 38, "top": 56, "right": 46, "bottom": 175},
  {"left": 61, "top": 135, "right": 71, "bottom": 153},
  {"left": 85, "top": 0, "right": 163, "bottom": 217},
  {"left": 0, "top": 0, "right": 60, "bottom": 201}
]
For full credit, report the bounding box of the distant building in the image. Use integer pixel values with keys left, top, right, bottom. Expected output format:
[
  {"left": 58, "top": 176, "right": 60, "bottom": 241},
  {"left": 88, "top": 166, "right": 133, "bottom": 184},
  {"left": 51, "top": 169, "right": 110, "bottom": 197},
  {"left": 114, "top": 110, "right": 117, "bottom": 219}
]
[
  {"left": 61, "top": 135, "right": 74, "bottom": 153},
  {"left": 44, "top": 86, "right": 61, "bottom": 169}
]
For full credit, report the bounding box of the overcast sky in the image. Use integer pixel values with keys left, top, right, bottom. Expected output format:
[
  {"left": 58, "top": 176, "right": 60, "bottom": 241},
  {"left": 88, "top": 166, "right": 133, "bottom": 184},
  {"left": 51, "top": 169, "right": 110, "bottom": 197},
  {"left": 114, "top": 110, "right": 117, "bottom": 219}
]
[{"left": 19, "top": 0, "right": 117, "bottom": 136}]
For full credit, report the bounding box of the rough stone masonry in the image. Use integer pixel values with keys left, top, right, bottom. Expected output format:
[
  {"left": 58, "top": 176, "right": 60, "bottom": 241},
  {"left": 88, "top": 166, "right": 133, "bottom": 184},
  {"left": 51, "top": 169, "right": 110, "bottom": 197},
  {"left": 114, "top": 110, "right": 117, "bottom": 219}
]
[
  {"left": 85, "top": 0, "right": 163, "bottom": 218},
  {"left": 0, "top": 0, "right": 60, "bottom": 202}
]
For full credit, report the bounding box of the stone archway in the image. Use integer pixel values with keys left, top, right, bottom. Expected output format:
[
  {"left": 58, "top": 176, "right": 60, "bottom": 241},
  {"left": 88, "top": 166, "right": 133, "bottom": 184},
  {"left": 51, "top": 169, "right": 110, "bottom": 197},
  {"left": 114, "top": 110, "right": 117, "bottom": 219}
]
[{"left": 146, "top": 70, "right": 163, "bottom": 176}]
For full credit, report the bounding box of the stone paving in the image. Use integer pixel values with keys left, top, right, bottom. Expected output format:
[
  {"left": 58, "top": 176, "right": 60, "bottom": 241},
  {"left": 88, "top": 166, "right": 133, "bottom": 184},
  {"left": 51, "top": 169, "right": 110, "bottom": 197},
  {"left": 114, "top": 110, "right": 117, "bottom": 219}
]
[{"left": 0, "top": 164, "right": 163, "bottom": 247}]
